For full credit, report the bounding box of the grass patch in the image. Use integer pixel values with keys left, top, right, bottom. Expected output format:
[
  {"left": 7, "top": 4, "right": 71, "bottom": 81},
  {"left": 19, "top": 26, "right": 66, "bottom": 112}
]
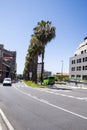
[{"left": 24, "top": 80, "right": 47, "bottom": 88}]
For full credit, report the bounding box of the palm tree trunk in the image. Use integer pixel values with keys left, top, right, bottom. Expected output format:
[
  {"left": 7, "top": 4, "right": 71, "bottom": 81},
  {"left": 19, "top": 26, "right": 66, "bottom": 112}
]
[
  {"left": 41, "top": 46, "right": 45, "bottom": 85},
  {"left": 32, "top": 55, "right": 38, "bottom": 83}
]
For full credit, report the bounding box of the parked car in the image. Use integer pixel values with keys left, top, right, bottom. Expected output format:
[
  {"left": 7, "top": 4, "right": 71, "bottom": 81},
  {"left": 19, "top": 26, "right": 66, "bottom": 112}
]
[{"left": 3, "top": 78, "right": 12, "bottom": 86}]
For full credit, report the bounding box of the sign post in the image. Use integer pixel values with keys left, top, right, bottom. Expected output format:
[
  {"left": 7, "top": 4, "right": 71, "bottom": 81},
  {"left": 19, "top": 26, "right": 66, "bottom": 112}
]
[{"left": 29, "top": 72, "right": 32, "bottom": 80}]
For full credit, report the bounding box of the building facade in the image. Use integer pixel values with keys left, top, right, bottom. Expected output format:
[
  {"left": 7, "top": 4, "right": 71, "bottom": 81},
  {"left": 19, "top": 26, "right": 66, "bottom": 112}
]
[
  {"left": 69, "top": 37, "right": 87, "bottom": 80},
  {"left": 0, "top": 44, "right": 16, "bottom": 82}
]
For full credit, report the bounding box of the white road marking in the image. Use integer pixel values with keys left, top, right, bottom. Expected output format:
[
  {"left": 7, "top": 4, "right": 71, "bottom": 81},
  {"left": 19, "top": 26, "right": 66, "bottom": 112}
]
[
  {"left": 39, "top": 89, "right": 87, "bottom": 101},
  {"left": 0, "top": 123, "right": 2, "bottom": 130},
  {"left": 15, "top": 83, "right": 87, "bottom": 101},
  {"left": 0, "top": 108, "right": 14, "bottom": 130},
  {"left": 14, "top": 86, "right": 87, "bottom": 120},
  {"left": 40, "top": 99, "right": 49, "bottom": 104}
]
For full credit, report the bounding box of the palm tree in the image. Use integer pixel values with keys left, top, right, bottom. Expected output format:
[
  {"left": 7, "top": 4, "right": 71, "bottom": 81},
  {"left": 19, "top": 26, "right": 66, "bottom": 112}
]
[
  {"left": 33, "top": 20, "right": 56, "bottom": 84},
  {"left": 30, "top": 35, "right": 43, "bottom": 83},
  {"left": 23, "top": 53, "right": 31, "bottom": 80},
  {"left": 24, "top": 35, "right": 42, "bottom": 83},
  {"left": 23, "top": 36, "right": 40, "bottom": 82}
]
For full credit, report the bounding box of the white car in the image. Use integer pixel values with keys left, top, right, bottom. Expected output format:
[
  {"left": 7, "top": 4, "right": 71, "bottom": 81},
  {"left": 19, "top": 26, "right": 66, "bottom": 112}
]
[{"left": 3, "top": 78, "right": 12, "bottom": 86}]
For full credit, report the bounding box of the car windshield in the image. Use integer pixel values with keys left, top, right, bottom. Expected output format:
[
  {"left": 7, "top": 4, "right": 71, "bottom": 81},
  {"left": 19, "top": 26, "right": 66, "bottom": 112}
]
[{"left": 4, "top": 78, "right": 11, "bottom": 81}]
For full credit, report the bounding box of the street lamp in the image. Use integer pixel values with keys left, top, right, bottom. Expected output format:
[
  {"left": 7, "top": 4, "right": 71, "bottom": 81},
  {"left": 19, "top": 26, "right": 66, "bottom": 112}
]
[{"left": 61, "top": 60, "right": 63, "bottom": 75}]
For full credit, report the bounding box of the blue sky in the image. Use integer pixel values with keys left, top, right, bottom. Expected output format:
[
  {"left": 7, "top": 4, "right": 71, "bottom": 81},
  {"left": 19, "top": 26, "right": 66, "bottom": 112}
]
[{"left": 0, "top": 0, "right": 87, "bottom": 74}]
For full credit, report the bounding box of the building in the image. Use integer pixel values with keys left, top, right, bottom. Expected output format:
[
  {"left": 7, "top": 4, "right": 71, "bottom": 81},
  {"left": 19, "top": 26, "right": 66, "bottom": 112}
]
[
  {"left": 0, "top": 44, "right": 16, "bottom": 82},
  {"left": 37, "top": 62, "right": 51, "bottom": 77},
  {"left": 56, "top": 72, "right": 69, "bottom": 76},
  {"left": 69, "top": 37, "right": 87, "bottom": 80},
  {"left": 37, "top": 63, "right": 42, "bottom": 74},
  {"left": 44, "top": 71, "right": 52, "bottom": 77}
]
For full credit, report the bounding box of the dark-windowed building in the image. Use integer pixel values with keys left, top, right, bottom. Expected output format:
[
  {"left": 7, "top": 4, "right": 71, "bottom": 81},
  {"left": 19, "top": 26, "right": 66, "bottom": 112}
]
[{"left": 0, "top": 44, "right": 16, "bottom": 82}]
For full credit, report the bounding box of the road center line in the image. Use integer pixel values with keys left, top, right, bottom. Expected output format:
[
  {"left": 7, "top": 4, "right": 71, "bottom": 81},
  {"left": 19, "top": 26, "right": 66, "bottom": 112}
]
[{"left": 14, "top": 86, "right": 87, "bottom": 120}]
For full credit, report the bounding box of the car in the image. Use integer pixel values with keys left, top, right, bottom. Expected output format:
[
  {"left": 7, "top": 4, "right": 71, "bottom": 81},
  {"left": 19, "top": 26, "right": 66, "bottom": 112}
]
[
  {"left": 3, "top": 78, "right": 12, "bottom": 86},
  {"left": 12, "top": 79, "right": 16, "bottom": 83}
]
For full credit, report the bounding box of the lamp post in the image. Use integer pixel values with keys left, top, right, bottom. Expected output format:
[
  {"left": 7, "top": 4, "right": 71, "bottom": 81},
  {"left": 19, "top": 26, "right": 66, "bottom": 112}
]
[{"left": 61, "top": 60, "right": 63, "bottom": 75}]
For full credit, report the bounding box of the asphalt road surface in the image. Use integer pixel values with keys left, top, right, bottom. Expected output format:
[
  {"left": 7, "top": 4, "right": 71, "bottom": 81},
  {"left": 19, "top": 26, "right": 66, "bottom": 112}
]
[{"left": 0, "top": 82, "right": 87, "bottom": 130}]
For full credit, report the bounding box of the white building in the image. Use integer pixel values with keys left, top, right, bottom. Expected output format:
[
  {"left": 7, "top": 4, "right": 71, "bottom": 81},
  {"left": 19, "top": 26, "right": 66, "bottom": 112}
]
[{"left": 69, "top": 37, "right": 87, "bottom": 80}]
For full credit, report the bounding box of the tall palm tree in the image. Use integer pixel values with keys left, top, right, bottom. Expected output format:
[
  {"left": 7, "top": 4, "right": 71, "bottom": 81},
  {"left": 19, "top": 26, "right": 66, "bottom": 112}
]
[
  {"left": 30, "top": 35, "right": 43, "bottom": 83},
  {"left": 23, "top": 52, "right": 31, "bottom": 80},
  {"left": 33, "top": 20, "right": 56, "bottom": 84},
  {"left": 23, "top": 35, "right": 42, "bottom": 82}
]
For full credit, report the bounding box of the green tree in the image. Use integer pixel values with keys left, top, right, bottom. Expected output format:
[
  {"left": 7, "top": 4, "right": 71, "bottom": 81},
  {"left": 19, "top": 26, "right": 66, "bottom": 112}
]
[{"left": 33, "top": 20, "right": 56, "bottom": 84}]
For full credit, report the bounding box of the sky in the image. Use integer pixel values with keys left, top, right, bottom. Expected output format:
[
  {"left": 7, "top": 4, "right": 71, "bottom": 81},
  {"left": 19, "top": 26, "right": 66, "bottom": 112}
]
[{"left": 0, "top": 0, "right": 87, "bottom": 74}]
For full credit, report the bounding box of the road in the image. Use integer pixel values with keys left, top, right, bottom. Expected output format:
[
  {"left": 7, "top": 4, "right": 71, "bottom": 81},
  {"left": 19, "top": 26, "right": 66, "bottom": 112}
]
[{"left": 0, "top": 82, "right": 87, "bottom": 130}]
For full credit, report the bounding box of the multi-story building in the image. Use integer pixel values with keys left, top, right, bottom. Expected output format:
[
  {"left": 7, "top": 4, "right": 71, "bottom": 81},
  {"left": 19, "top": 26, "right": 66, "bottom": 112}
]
[
  {"left": 69, "top": 37, "right": 87, "bottom": 80},
  {"left": 0, "top": 44, "right": 16, "bottom": 82}
]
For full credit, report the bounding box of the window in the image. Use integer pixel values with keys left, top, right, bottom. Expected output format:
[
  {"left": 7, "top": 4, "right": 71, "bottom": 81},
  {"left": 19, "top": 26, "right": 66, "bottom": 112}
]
[
  {"left": 76, "top": 75, "right": 81, "bottom": 80},
  {"left": 71, "top": 75, "right": 75, "bottom": 78},
  {"left": 79, "top": 58, "right": 81, "bottom": 63},
  {"left": 76, "top": 75, "right": 81, "bottom": 78},
  {"left": 81, "top": 51, "right": 83, "bottom": 54},
  {"left": 85, "top": 66, "right": 87, "bottom": 70},
  {"left": 77, "top": 66, "right": 81, "bottom": 71},
  {"left": 83, "top": 57, "right": 87, "bottom": 62},
  {"left": 84, "top": 50, "right": 86, "bottom": 53},
  {"left": 85, "top": 57, "right": 87, "bottom": 61},
  {"left": 72, "top": 60, "right": 75, "bottom": 64},
  {"left": 83, "top": 66, "right": 87, "bottom": 70},
  {"left": 83, "top": 66, "right": 85, "bottom": 70},
  {"left": 82, "top": 75, "right": 87, "bottom": 80},
  {"left": 77, "top": 58, "right": 81, "bottom": 63},
  {"left": 83, "top": 58, "right": 85, "bottom": 62},
  {"left": 79, "top": 66, "right": 81, "bottom": 71},
  {"left": 71, "top": 67, "right": 75, "bottom": 71}
]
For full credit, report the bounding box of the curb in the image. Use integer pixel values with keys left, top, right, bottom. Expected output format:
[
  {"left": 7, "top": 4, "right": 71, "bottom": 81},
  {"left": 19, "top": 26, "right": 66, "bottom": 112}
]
[
  {"left": 0, "top": 108, "right": 14, "bottom": 130},
  {"left": 55, "top": 84, "right": 87, "bottom": 89}
]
